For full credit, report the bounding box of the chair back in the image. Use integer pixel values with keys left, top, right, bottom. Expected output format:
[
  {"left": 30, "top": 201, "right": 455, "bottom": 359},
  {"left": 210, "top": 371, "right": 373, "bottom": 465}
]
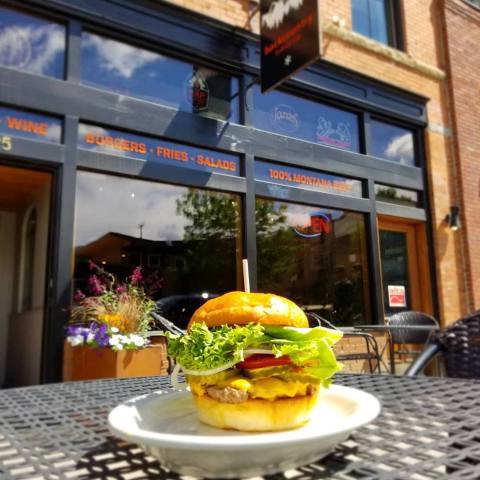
[
  {"left": 435, "top": 311, "right": 480, "bottom": 379},
  {"left": 387, "top": 311, "right": 439, "bottom": 345}
]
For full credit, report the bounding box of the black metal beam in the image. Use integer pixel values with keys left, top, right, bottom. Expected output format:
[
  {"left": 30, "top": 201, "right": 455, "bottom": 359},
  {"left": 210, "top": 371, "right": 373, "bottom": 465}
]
[{"left": 77, "top": 150, "right": 247, "bottom": 194}]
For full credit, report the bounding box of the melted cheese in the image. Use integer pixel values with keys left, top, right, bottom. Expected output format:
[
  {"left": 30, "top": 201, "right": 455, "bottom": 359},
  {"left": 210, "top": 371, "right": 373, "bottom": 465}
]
[{"left": 187, "top": 375, "right": 313, "bottom": 400}]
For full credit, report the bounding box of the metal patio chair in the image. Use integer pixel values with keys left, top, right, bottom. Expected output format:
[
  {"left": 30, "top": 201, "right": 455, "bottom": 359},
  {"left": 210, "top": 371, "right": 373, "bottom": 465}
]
[
  {"left": 406, "top": 310, "right": 480, "bottom": 378},
  {"left": 307, "top": 313, "right": 383, "bottom": 374},
  {"left": 387, "top": 310, "right": 439, "bottom": 373}
]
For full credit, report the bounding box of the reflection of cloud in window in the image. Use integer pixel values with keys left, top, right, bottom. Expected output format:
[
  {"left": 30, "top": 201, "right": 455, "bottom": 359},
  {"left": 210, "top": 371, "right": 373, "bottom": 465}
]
[
  {"left": 44, "top": 123, "right": 62, "bottom": 143},
  {"left": 385, "top": 132, "right": 413, "bottom": 165},
  {"left": 0, "top": 24, "right": 64, "bottom": 75},
  {"left": 344, "top": 179, "right": 362, "bottom": 197},
  {"left": 286, "top": 210, "right": 311, "bottom": 228},
  {"left": 0, "top": 26, "right": 31, "bottom": 67},
  {"left": 75, "top": 173, "right": 188, "bottom": 246},
  {"left": 78, "top": 124, "right": 109, "bottom": 137},
  {"left": 83, "top": 33, "right": 160, "bottom": 79},
  {"left": 77, "top": 124, "right": 132, "bottom": 158}
]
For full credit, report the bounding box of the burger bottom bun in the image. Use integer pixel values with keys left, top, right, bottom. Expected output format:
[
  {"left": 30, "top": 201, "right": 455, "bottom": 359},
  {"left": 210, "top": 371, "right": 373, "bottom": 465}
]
[{"left": 192, "top": 391, "right": 320, "bottom": 432}]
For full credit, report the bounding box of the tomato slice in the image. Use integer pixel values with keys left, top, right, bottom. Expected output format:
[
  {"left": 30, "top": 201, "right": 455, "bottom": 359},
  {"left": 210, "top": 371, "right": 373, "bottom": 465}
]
[{"left": 237, "top": 354, "right": 292, "bottom": 370}]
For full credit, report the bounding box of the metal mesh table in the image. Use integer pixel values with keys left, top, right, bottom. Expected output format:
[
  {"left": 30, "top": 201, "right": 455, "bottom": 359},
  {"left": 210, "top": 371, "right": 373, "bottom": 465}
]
[{"left": 2, "top": 374, "right": 480, "bottom": 479}]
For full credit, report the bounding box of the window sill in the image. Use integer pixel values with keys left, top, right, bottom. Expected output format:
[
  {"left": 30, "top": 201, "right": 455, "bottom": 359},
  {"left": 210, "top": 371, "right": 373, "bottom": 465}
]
[{"left": 323, "top": 22, "right": 446, "bottom": 81}]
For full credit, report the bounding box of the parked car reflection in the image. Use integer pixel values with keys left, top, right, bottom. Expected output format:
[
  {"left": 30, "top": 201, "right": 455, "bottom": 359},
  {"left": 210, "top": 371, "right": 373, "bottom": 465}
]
[{"left": 152, "top": 293, "right": 219, "bottom": 331}]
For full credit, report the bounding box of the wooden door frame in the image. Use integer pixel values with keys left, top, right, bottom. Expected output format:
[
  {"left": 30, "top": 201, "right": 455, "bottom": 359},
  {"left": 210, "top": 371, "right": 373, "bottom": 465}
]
[{"left": 378, "top": 215, "right": 433, "bottom": 316}]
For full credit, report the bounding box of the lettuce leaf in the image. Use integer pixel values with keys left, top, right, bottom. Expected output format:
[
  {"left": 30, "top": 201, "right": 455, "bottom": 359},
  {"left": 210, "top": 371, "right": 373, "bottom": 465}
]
[
  {"left": 166, "top": 322, "right": 343, "bottom": 384},
  {"left": 166, "top": 323, "right": 265, "bottom": 371}
]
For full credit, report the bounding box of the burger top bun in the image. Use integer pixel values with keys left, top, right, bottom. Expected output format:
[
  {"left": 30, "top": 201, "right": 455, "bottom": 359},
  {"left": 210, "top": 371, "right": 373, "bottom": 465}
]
[{"left": 187, "top": 291, "right": 308, "bottom": 330}]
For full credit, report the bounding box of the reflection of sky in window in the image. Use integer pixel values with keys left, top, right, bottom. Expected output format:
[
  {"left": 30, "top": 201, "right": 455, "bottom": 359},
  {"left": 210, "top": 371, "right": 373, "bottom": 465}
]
[
  {"left": 81, "top": 32, "right": 239, "bottom": 122},
  {"left": 75, "top": 172, "right": 190, "bottom": 246},
  {"left": 371, "top": 120, "right": 415, "bottom": 166},
  {"left": 251, "top": 85, "right": 359, "bottom": 152},
  {"left": 352, "top": 0, "right": 389, "bottom": 45},
  {"left": 0, "top": 6, "right": 65, "bottom": 78},
  {"left": 75, "top": 172, "right": 240, "bottom": 247}
]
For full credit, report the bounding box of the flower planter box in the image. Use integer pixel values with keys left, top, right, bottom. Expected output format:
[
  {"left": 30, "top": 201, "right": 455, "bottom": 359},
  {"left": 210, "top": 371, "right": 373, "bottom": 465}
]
[{"left": 63, "top": 337, "right": 170, "bottom": 381}]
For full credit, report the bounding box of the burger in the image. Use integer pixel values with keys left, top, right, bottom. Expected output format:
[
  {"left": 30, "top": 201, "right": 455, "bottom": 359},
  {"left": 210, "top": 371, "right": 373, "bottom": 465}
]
[{"left": 166, "top": 291, "right": 343, "bottom": 432}]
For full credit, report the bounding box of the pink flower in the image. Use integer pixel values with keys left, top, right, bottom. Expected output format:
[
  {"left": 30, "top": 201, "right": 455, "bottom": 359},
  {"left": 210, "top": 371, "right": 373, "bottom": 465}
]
[
  {"left": 130, "top": 266, "right": 142, "bottom": 285},
  {"left": 74, "top": 289, "right": 86, "bottom": 302},
  {"left": 88, "top": 274, "right": 105, "bottom": 295},
  {"left": 116, "top": 284, "right": 126, "bottom": 294},
  {"left": 88, "top": 260, "right": 98, "bottom": 270}
]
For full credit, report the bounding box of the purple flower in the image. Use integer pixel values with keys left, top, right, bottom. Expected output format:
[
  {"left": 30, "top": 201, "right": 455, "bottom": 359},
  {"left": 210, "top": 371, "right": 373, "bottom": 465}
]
[
  {"left": 66, "top": 325, "right": 90, "bottom": 340},
  {"left": 74, "top": 289, "right": 86, "bottom": 302},
  {"left": 116, "top": 284, "right": 126, "bottom": 294},
  {"left": 94, "top": 323, "right": 109, "bottom": 347},
  {"left": 88, "top": 274, "right": 105, "bottom": 295},
  {"left": 130, "top": 266, "right": 142, "bottom": 285}
]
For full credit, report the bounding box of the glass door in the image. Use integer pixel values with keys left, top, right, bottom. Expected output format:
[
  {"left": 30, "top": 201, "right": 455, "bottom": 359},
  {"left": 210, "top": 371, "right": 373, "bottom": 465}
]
[
  {"left": 378, "top": 218, "right": 431, "bottom": 317},
  {"left": 0, "top": 164, "right": 53, "bottom": 387}
]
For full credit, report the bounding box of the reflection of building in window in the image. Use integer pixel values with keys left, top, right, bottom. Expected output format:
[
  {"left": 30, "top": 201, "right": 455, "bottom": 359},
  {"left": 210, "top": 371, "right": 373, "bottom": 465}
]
[
  {"left": 256, "top": 199, "right": 371, "bottom": 326},
  {"left": 74, "top": 231, "right": 236, "bottom": 299},
  {"left": 147, "top": 254, "right": 161, "bottom": 268},
  {"left": 375, "top": 185, "right": 418, "bottom": 207}
]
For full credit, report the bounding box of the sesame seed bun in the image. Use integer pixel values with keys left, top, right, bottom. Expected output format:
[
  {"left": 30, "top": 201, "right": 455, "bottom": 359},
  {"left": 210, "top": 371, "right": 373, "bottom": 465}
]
[{"left": 187, "top": 291, "right": 308, "bottom": 330}]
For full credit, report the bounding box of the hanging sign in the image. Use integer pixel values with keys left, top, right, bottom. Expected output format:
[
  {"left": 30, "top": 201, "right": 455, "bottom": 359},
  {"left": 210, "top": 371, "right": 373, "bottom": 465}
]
[
  {"left": 261, "top": 0, "right": 322, "bottom": 93},
  {"left": 388, "top": 285, "right": 407, "bottom": 308}
]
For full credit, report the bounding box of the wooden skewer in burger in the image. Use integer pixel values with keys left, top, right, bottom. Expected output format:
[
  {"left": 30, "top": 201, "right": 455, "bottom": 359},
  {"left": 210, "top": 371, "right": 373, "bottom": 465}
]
[{"left": 166, "top": 261, "right": 343, "bottom": 432}]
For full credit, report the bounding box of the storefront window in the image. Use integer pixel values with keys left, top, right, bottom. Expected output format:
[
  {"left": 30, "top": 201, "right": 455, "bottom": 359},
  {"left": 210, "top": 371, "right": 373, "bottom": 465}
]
[
  {"left": 0, "top": 5, "right": 65, "bottom": 78},
  {"left": 371, "top": 119, "right": 415, "bottom": 166},
  {"left": 81, "top": 32, "right": 240, "bottom": 123},
  {"left": 251, "top": 85, "right": 360, "bottom": 152},
  {"left": 256, "top": 199, "right": 370, "bottom": 326},
  {"left": 375, "top": 184, "right": 420, "bottom": 207},
  {"left": 74, "top": 172, "right": 242, "bottom": 329}
]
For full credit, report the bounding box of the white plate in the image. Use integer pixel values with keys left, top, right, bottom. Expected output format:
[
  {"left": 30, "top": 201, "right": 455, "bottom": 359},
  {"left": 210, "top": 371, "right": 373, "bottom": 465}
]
[{"left": 108, "top": 385, "right": 381, "bottom": 478}]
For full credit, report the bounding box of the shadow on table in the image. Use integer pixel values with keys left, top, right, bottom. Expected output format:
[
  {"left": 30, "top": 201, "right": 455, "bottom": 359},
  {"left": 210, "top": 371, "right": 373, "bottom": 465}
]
[
  {"left": 75, "top": 438, "right": 361, "bottom": 480},
  {"left": 75, "top": 438, "right": 181, "bottom": 479}
]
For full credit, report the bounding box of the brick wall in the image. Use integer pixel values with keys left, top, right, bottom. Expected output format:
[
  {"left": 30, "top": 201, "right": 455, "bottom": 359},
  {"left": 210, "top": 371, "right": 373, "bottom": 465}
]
[
  {"left": 444, "top": 0, "right": 480, "bottom": 311},
  {"left": 161, "top": 0, "right": 468, "bottom": 325},
  {"left": 334, "top": 332, "right": 389, "bottom": 374}
]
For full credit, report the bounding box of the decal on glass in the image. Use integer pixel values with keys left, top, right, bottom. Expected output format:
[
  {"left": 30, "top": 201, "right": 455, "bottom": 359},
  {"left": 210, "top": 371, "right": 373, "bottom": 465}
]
[
  {"left": 270, "top": 104, "right": 299, "bottom": 133},
  {"left": 78, "top": 124, "right": 240, "bottom": 177},
  {"left": 255, "top": 160, "right": 363, "bottom": 198},
  {"left": 316, "top": 116, "right": 352, "bottom": 149},
  {"left": 0, "top": 105, "right": 62, "bottom": 143}
]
